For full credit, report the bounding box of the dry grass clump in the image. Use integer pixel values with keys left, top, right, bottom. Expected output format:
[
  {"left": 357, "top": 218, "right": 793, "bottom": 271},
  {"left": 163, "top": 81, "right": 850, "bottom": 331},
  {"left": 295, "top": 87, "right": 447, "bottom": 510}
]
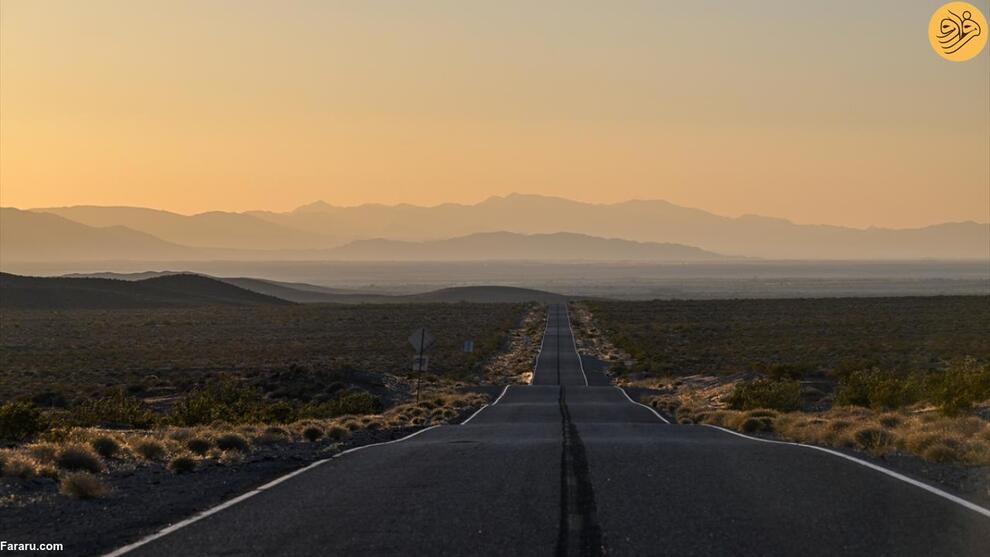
[
  {"left": 185, "top": 437, "right": 212, "bottom": 456},
  {"left": 323, "top": 424, "right": 350, "bottom": 441},
  {"left": 255, "top": 426, "right": 291, "bottom": 445},
  {"left": 847, "top": 426, "right": 896, "bottom": 454},
  {"left": 302, "top": 426, "right": 323, "bottom": 442},
  {"left": 131, "top": 438, "right": 167, "bottom": 461},
  {"left": 168, "top": 455, "right": 197, "bottom": 474},
  {"left": 680, "top": 402, "right": 990, "bottom": 465},
  {"left": 27, "top": 443, "right": 58, "bottom": 465},
  {"left": 877, "top": 413, "right": 902, "bottom": 428},
  {"left": 215, "top": 433, "right": 250, "bottom": 452},
  {"left": 91, "top": 435, "right": 122, "bottom": 459},
  {"left": 168, "top": 428, "right": 194, "bottom": 442},
  {"left": 55, "top": 445, "right": 103, "bottom": 473},
  {"left": 60, "top": 472, "right": 109, "bottom": 499},
  {"left": 1, "top": 454, "right": 39, "bottom": 479},
  {"left": 922, "top": 443, "right": 961, "bottom": 463}
]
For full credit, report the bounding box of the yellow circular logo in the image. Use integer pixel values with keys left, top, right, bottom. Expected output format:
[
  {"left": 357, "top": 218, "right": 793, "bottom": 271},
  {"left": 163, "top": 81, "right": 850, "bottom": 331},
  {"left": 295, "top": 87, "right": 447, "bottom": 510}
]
[{"left": 929, "top": 2, "right": 988, "bottom": 61}]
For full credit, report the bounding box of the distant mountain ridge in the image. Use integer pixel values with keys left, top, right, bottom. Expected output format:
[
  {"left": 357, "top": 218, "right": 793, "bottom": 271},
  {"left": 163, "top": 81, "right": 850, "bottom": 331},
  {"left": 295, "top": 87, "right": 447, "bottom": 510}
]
[
  {"left": 1, "top": 208, "right": 195, "bottom": 261},
  {"left": 7, "top": 193, "right": 988, "bottom": 259},
  {"left": 31, "top": 205, "right": 324, "bottom": 250},
  {"left": 249, "top": 194, "right": 989, "bottom": 259}
]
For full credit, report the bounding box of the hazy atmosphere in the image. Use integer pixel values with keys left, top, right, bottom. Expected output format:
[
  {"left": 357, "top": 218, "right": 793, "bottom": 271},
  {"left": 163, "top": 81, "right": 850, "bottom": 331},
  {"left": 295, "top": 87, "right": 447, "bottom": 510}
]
[{"left": 2, "top": 0, "right": 988, "bottom": 228}]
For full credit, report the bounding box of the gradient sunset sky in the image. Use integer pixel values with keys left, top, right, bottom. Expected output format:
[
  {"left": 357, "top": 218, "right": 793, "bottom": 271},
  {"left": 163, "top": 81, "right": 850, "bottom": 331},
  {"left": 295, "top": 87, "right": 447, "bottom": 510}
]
[{"left": 1, "top": 0, "right": 988, "bottom": 228}]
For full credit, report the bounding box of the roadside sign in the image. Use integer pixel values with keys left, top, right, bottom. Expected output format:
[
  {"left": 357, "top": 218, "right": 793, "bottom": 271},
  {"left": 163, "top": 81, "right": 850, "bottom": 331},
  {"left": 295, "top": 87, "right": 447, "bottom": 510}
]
[
  {"left": 463, "top": 340, "right": 475, "bottom": 353},
  {"left": 408, "top": 328, "right": 436, "bottom": 352},
  {"left": 412, "top": 355, "right": 429, "bottom": 372}
]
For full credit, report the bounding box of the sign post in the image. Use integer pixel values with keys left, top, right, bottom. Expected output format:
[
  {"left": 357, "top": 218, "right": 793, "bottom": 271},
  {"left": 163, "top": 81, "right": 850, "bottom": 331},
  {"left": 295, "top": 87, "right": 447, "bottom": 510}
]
[{"left": 409, "top": 328, "right": 435, "bottom": 403}]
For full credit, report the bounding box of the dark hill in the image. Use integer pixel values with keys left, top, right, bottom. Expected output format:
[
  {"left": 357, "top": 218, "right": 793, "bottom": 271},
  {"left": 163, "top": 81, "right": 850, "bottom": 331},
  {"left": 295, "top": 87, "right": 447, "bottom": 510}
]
[{"left": 0, "top": 273, "right": 292, "bottom": 309}]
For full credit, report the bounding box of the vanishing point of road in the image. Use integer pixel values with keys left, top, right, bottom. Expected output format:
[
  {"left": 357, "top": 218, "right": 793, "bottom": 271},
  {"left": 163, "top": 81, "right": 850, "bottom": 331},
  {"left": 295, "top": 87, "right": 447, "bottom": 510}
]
[{"left": 111, "top": 304, "right": 990, "bottom": 556}]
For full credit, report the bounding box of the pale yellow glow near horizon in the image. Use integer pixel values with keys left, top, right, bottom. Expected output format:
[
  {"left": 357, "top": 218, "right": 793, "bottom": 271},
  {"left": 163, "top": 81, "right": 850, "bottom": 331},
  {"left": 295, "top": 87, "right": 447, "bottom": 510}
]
[{"left": 1, "top": 1, "right": 988, "bottom": 228}]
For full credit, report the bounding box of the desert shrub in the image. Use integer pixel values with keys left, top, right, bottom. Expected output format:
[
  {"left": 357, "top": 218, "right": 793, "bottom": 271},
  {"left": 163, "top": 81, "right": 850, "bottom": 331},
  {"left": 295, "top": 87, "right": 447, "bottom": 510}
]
[
  {"left": 168, "top": 455, "right": 197, "bottom": 474},
  {"left": 759, "top": 363, "right": 811, "bottom": 381},
  {"left": 744, "top": 409, "right": 779, "bottom": 419},
  {"left": 27, "top": 443, "right": 58, "bottom": 464},
  {"left": 836, "top": 361, "right": 990, "bottom": 414},
  {"left": 922, "top": 442, "right": 961, "bottom": 463},
  {"left": 0, "top": 401, "right": 46, "bottom": 442},
  {"left": 325, "top": 425, "right": 350, "bottom": 441},
  {"left": 215, "top": 433, "right": 249, "bottom": 452},
  {"left": 255, "top": 427, "right": 290, "bottom": 445},
  {"left": 739, "top": 416, "right": 774, "bottom": 433},
  {"left": 168, "top": 428, "right": 194, "bottom": 442},
  {"left": 877, "top": 413, "right": 902, "bottom": 429},
  {"left": 835, "top": 370, "right": 923, "bottom": 410},
  {"left": 55, "top": 445, "right": 103, "bottom": 473},
  {"left": 302, "top": 426, "right": 323, "bottom": 442},
  {"left": 1, "top": 455, "right": 38, "bottom": 479},
  {"left": 257, "top": 401, "right": 299, "bottom": 424},
  {"left": 60, "top": 472, "right": 110, "bottom": 499},
  {"left": 335, "top": 391, "right": 383, "bottom": 415},
  {"left": 903, "top": 431, "right": 942, "bottom": 454},
  {"left": 649, "top": 396, "right": 680, "bottom": 414},
  {"left": 90, "top": 436, "right": 122, "bottom": 459},
  {"left": 185, "top": 437, "right": 212, "bottom": 456},
  {"left": 131, "top": 439, "right": 167, "bottom": 461},
  {"left": 835, "top": 368, "right": 922, "bottom": 410},
  {"left": 925, "top": 358, "right": 990, "bottom": 415},
  {"left": 304, "top": 391, "right": 384, "bottom": 419},
  {"left": 850, "top": 426, "right": 895, "bottom": 452},
  {"left": 726, "top": 379, "right": 802, "bottom": 412},
  {"left": 169, "top": 382, "right": 264, "bottom": 426},
  {"left": 73, "top": 392, "right": 156, "bottom": 429}
]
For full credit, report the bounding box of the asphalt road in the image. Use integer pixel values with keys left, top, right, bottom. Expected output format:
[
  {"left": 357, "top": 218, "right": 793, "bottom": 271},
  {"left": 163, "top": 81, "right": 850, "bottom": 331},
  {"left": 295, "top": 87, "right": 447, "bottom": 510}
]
[{"left": 116, "top": 304, "right": 990, "bottom": 556}]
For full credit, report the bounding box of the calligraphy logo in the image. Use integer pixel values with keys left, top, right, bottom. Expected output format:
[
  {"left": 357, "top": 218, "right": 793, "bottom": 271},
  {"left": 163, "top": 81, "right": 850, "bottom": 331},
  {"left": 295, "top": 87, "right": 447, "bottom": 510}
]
[{"left": 929, "top": 2, "right": 987, "bottom": 61}]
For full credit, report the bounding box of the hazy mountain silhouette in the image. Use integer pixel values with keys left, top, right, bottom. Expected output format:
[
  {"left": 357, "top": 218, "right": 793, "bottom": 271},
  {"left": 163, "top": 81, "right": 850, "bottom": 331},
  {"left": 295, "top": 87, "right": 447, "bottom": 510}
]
[
  {"left": 0, "top": 273, "right": 291, "bottom": 309},
  {"left": 32, "top": 206, "right": 324, "bottom": 250},
  {"left": 10, "top": 193, "right": 989, "bottom": 259},
  {"left": 1, "top": 208, "right": 196, "bottom": 261},
  {"left": 325, "top": 231, "right": 729, "bottom": 261},
  {"left": 2, "top": 208, "right": 727, "bottom": 262},
  {"left": 252, "top": 194, "right": 989, "bottom": 259}
]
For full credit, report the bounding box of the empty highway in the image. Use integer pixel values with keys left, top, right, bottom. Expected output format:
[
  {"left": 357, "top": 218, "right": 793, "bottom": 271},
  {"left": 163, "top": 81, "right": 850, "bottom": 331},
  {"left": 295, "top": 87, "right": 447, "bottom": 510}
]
[{"left": 111, "top": 305, "right": 990, "bottom": 556}]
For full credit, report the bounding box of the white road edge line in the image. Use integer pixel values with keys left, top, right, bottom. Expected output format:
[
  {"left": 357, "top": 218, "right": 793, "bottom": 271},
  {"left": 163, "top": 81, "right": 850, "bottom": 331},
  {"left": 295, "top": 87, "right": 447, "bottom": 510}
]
[
  {"left": 702, "top": 424, "right": 990, "bottom": 519},
  {"left": 103, "top": 424, "right": 443, "bottom": 557},
  {"left": 460, "top": 385, "right": 511, "bottom": 425},
  {"left": 563, "top": 304, "right": 589, "bottom": 386},
  {"left": 615, "top": 387, "right": 671, "bottom": 424}
]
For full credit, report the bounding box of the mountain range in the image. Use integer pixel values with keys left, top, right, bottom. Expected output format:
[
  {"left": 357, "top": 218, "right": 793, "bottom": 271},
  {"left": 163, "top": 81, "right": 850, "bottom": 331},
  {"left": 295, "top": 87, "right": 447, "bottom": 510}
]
[{"left": 4, "top": 194, "right": 988, "bottom": 260}]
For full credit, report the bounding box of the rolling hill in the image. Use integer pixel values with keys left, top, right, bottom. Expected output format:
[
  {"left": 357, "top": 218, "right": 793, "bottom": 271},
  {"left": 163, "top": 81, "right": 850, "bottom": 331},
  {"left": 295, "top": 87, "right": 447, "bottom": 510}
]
[
  {"left": 47, "top": 271, "right": 570, "bottom": 304},
  {"left": 0, "top": 273, "right": 292, "bottom": 309}
]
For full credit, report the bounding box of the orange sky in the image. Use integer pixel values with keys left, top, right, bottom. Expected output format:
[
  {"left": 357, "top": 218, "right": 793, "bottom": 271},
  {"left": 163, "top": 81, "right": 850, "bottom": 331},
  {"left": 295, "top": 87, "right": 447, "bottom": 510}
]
[{"left": 1, "top": 1, "right": 988, "bottom": 228}]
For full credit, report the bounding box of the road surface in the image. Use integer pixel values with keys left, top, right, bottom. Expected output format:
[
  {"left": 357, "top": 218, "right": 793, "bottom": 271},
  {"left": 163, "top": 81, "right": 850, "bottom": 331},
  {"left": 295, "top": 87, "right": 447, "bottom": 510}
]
[{"left": 114, "top": 305, "right": 990, "bottom": 556}]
